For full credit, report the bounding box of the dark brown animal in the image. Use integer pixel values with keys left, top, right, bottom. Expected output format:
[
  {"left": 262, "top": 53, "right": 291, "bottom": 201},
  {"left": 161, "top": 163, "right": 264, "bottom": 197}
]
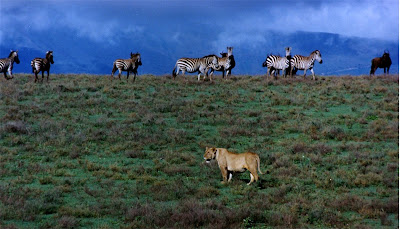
[{"left": 370, "top": 51, "right": 392, "bottom": 76}]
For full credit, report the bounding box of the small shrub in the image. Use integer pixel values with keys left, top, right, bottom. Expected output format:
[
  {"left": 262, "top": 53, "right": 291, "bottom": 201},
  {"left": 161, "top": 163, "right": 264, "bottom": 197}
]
[
  {"left": 58, "top": 216, "right": 78, "bottom": 229},
  {"left": 2, "top": 121, "right": 29, "bottom": 134},
  {"left": 322, "top": 126, "right": 345, "bottom": 140}
]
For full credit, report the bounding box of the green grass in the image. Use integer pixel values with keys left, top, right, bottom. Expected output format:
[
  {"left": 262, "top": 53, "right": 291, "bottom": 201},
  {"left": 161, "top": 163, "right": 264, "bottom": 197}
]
[{"left": 0, "top": 74, "right": 398, "bottom": 228}]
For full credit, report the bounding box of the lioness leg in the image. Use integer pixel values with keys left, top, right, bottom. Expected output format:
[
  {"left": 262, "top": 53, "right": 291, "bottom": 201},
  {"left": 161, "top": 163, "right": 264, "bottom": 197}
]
[
  {"left": 247, "top": 169, "right": 259, "bottom": 185},
  {"left": 219, "top": 166, "right": 228, "bottom": 183}
]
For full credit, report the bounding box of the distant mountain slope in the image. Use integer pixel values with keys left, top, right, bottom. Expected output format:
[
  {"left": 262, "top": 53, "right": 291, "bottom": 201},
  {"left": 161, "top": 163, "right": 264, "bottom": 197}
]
[{"left": 1, "top": 28, "right": 398, "bottom": 76}]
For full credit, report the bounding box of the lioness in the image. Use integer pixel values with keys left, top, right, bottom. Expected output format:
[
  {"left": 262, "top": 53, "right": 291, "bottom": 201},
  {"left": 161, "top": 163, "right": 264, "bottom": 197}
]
[{"left": 204, "top": 147, "right": 265, "bottom": 185}]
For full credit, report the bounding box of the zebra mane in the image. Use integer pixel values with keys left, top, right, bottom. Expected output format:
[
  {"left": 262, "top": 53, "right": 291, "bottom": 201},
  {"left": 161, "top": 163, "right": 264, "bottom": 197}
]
[
  {"left": 311, "top": 50, "right": 320, "bottom": 54},
  {"left": 268, "top": 53, "right": 281, "bottom": 57},
  {"left": 202, "top": 54, "right": 217, "bottom": 58},
  {"left": 46, "top": 51, "right": 53, "bottom": 58},
  {"left": 130, "top": 53, "right": 141, "bottom": 61}
]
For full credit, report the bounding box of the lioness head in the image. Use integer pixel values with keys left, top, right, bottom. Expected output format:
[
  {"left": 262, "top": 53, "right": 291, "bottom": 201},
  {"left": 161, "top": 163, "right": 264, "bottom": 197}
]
[{"left": 204, "top": 147, "right": 217, "bottom": 163}]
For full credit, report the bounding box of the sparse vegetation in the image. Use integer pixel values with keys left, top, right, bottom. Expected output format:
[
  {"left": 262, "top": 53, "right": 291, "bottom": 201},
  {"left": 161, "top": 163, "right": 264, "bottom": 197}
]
[{"left": 0, "top": 74, "right": 398, "bottom": 228}]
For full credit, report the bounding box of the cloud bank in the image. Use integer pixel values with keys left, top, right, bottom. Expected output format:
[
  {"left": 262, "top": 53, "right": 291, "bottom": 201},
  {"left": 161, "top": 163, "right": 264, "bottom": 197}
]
[{"left": 2, "top": 0, "right": 398, "bottom": 47}]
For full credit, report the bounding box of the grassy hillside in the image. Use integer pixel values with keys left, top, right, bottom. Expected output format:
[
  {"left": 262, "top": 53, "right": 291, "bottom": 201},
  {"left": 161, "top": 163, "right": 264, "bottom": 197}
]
[{"left": 0, "top": 74, "right": 398, "bottom": 228}]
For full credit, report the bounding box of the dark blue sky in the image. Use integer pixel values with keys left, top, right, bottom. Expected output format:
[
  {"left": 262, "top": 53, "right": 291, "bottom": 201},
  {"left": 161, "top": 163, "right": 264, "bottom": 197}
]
[{"left": 1, "top": 0, "right": 399, "bottom": 75}]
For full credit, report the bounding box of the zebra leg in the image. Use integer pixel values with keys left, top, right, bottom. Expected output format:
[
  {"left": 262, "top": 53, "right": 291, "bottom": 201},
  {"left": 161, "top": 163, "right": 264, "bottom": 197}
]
[
  {"left": 3, "top": 72, "right": 10, "bottom": 80},
  {"left": 111, "top": 65, "right": 117, "bottom": 80},
  {"left": 290, "top": 66, "right": 295, "bottom": 78},
  {"left": 181, "top": 70, "right": 187, "bottom": 81},
  {"left": 34, "top": 71, "right": 38, "bottom": 83},
  {"left": 118, "top": 69, "right": 122, "bottom": 80},
  {"left": 303, "top": 69, "right": 307, "bottom": 79},
  {"left": 268, "top": 68, "right": 273, "bottom": 79},
  {"left": 41, "top": 71, "right": 45, "bottom": 82},
  {"left": 310, "top": 68, "right": 315, "bottom": 80},
  {"left": 205, "top": 67, "right": 212, "bottom": 82},
  {"left": 175, "top": 67, "right": 181, "bottom": 79},
  {"left": 7, "top": 68, "right": 13, "bottom": 79},
  {"left": 209, "top": 69, "right": 214, "bottom": 79},
  {"left": 47, "top": 70, "right": 50, "bottom": 82},
  {"left": 126, "top": 71, "right": 130, "bottom": 81}
]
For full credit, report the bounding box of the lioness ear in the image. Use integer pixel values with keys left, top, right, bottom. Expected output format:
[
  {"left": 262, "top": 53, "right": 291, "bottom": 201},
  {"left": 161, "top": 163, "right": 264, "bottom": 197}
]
[{"left": 206, "top": 147, "right": 209, "bottom": 151}]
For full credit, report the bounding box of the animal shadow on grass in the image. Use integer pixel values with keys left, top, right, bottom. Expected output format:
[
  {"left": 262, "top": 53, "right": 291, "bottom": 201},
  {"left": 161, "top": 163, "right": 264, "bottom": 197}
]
[{"left": 236, "top": 177, "right": 269, "bottom": 189}]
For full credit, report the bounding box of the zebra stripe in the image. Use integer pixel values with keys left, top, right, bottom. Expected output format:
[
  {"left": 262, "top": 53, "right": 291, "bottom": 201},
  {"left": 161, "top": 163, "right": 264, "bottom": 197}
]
[
  {"left": 262, "top": 47, "right": 291, "bottom": 78},
  {"left": 172, "top": 55, "right": 218, "bottom": 81},
  {"left": 209, "top": 47, "right": 234, "bottom": 79},
  {"left": 111, "top": 52, "right": 142, "bottom": 82},
  {"left": 290, "top": 50, "right": 323, "bottom": 80},
  {"left": 0, "top": 50, "right": 20, "bottom": 80},
  {"left": 31, "top": 51, "right": 54, "bottom": 82}
]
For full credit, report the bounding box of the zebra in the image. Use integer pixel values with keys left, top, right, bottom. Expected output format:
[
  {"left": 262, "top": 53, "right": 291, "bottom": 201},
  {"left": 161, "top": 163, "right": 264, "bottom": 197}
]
[
  {"left": 0, "top": 50, "right": 20, "bottom": 80},
  {"left": 290, "top": 50, "right": 323, "bottom": 80},
  {"left": 111, "top": 52, "right": 142, "bottom": 82},
  {"left": 172, "top": 55, "right": 218, "bottom": 81},
  {"left": 209, "top": 47, "right": 234, "bottom": 79},
  {"left": 262, "top": 47, "right": 291, "bottom": 79},
  {"left": 31, "top": 51, "right": 54, "bottom": 83}
]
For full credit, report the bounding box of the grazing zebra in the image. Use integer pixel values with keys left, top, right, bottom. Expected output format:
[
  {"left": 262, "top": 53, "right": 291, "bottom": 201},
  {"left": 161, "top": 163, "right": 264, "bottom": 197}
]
[
  {"left": 209, "top": 47, "right": 234, "bottom": 79},
  {"left": 172, "top": 55, "right": 218, "bottom": 81},
  {"left": 111, "top": 52, "right": 142, "bottom": 82},
  {"left": 370, "top": 51, "right": 392, "bottom": 76},
  {"left": 262, "top": 47, "right": 291, "bottom": 79},
  {"left": 0, "top": 50, "right": 20, "bottom": 80},
  {"left": 31, "top": 51, "right": 54, "bottom": 83},
  {"left": 290, "top": 50, "right": 323, "bottom": 80}
]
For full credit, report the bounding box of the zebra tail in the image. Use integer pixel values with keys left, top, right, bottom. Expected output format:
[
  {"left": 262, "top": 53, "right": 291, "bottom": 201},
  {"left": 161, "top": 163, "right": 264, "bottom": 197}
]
[
  {"left": 111, "top": 62, "right": 117, "bottom": 75},
  {"left": 30, "top": 60, "right": 35, "bottom": 73},
  {"left": 172, "top": 63, "right": 177, "bottom": 78}
]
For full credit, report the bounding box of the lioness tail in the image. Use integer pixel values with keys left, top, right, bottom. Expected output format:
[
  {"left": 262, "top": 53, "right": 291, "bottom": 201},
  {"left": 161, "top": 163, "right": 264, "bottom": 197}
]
[{"left": 257, "top": 156, "right": 265, "bottom": 175}]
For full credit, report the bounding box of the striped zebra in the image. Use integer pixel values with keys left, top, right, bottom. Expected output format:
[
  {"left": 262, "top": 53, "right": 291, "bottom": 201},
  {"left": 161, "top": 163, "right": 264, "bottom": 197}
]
[
  {"left": 290, "top": 50, "right": 323, "bottom": 80},
  {"left": 111, "top": 52, "right": 142, "bottom": 82},
  {"left": 262, "top": 47, "right": 291, "bottom": 79},
  {"left": 172, "top": 55, "right": 218, "bottom": 81},
  {"left": 31, "top": 51, "right": 54, "bottom": 82},
  {"left": 0, "top": 50, "right": 20, "bottom": 80},
  {"left": 209, "top": 47, "right": 234, "bottom": 79}
]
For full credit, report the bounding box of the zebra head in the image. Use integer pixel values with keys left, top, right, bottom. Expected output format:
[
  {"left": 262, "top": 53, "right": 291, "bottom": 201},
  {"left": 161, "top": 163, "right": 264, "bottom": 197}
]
[
  {"left": 220, "top": 52, "right": 228, "bottom": 57},
  {"left": 131, "top": 52, "right": 142, "bottom": 66},
  {"left": 313, "top": 50, "right": 323, "bottom": 64},
  {"left": 227, "top": 47, "right": 233, "bottom": 57},
  {"left": 9, "top": 50, "right": 20, "bottom": 64},
  {"left": 46, "top": 51, "right": 54, "bottom": 64},
  {"left": 262, "top": 58, "right": 268, "bottom": 67},
  {"left": 285, "top": 47, "right": 292, "bottom": 57}
]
